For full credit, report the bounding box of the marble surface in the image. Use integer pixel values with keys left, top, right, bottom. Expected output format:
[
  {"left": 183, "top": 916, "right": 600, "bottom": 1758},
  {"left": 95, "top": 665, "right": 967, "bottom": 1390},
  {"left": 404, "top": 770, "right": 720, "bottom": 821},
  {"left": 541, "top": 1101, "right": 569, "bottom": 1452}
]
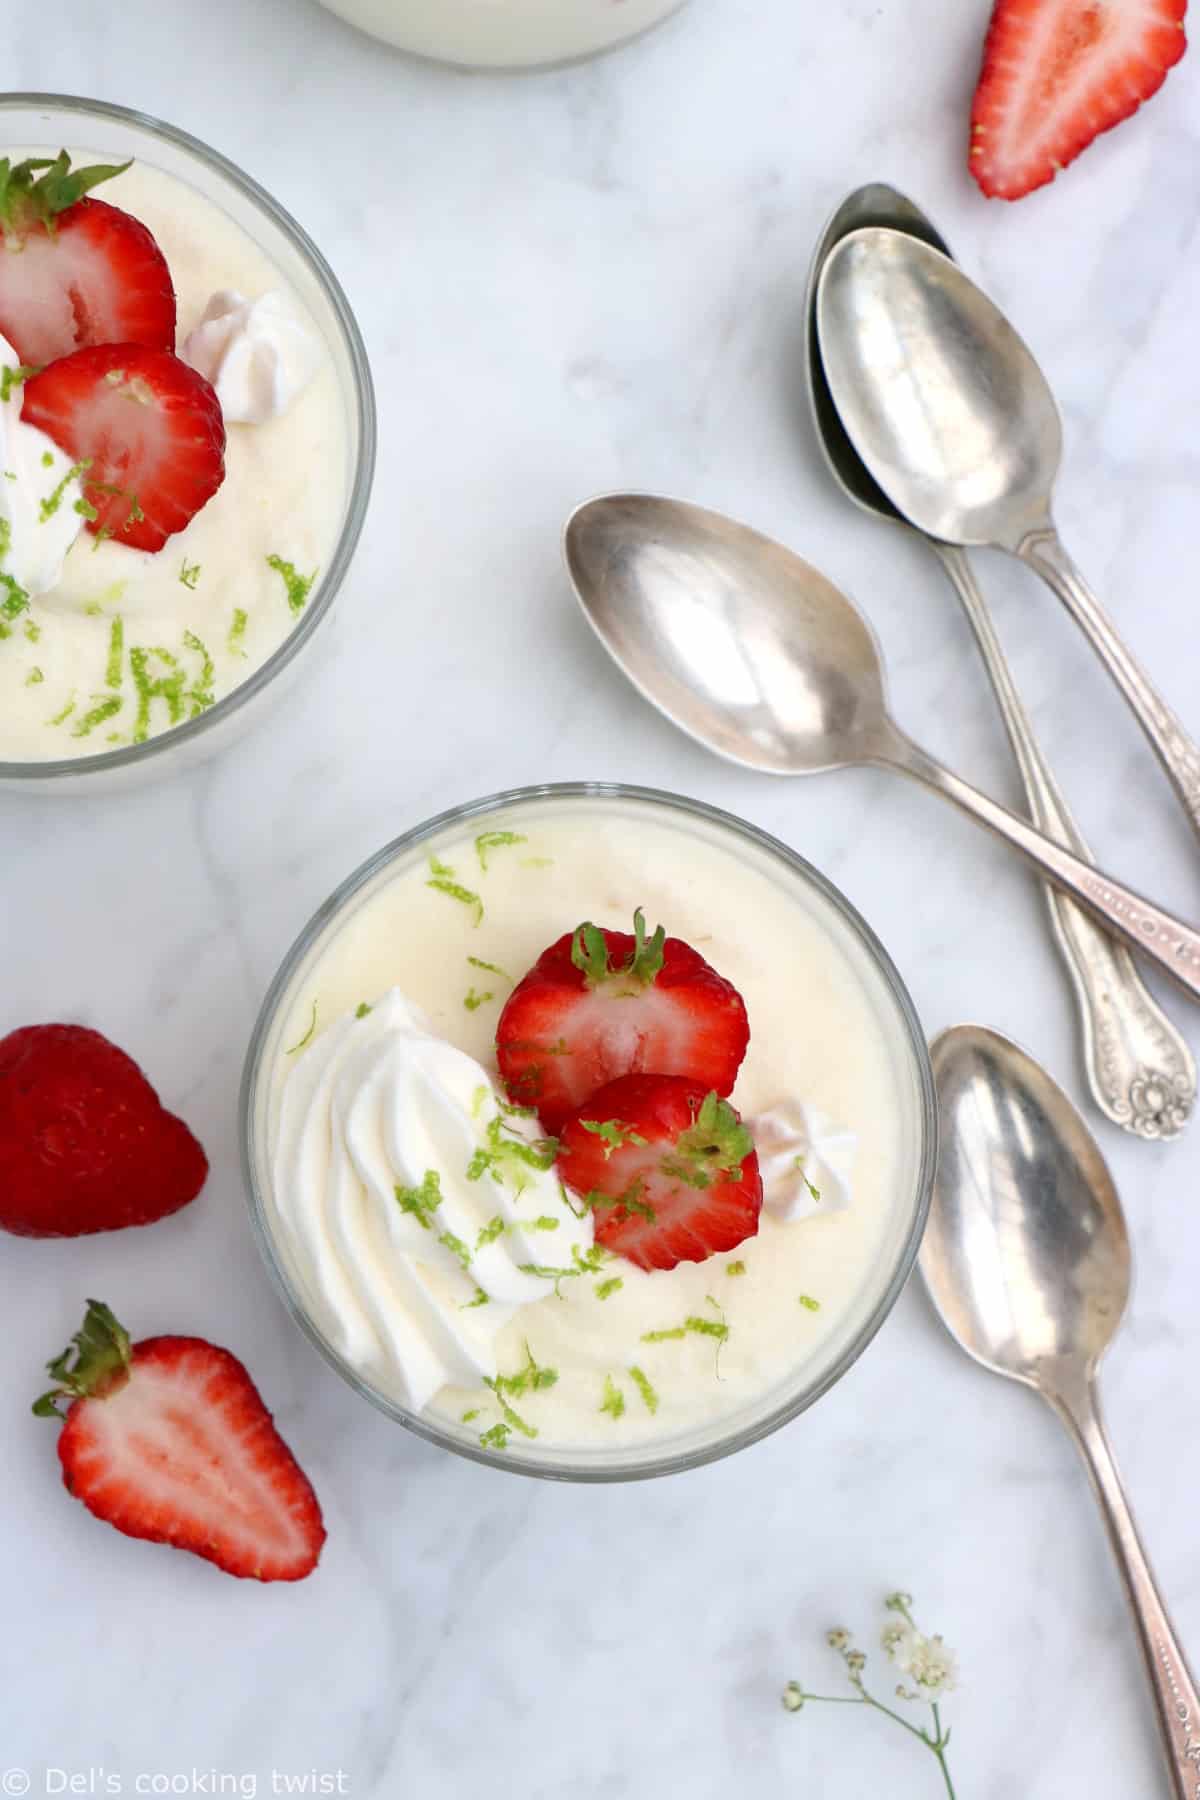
[{"left": 4, "top": 1, "right": 1199, "bottom": 1794}]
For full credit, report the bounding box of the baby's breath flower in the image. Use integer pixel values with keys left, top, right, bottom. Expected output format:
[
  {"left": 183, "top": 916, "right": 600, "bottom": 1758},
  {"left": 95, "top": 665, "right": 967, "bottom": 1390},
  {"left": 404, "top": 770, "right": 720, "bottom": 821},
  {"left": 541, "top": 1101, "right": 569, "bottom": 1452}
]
[
  {"left": 903, "top": 1632, "right": 958, "bottom": 1699},
  {"left": 885, "top": 1591, "right": 913, "bottom": 1614},
  {"left": 846, "top": 1650, "right": 867, "bottom": 1675},
  {"left": 781, "top": 1682, "right": 805, "bottom": 1713},
  {"left": 826, "top": 1628, "right": 851, "bottom": 1652},
  {"left": 881, "top": 1619, "right": 914, "bottom": 1662}
]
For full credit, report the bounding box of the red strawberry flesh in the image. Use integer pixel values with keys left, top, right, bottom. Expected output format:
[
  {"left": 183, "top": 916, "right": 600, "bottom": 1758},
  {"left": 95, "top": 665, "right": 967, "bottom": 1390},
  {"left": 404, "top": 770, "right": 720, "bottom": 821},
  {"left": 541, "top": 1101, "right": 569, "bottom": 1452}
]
[
  {"left": 970, "top": 0, "right": 1187, "bottom": 199},
  {"left": 558, "top": 1073, "right": 763, "bottom": 1272},
  {"left": 0, "top": 1023, "right": 207, "bottom": 1237},
  {"left": 496, "top": 912, "right": 749, "bottom": 1136},
  {"left": 22, "top": 345, "right": 225, "bottom": 552},
  {"left": 40, "top": 1302, "right": 325, "bottom": 1582}
]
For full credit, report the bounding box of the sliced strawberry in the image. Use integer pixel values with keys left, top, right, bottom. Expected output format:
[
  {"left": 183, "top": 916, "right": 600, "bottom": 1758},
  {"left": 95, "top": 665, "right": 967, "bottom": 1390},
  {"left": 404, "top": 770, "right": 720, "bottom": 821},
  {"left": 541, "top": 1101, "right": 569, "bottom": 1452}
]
[
  {"left": 558, "top": 1074, "right": 762, "bottom": 1272},
  {"left": 36, "top": 1301, "right": 325, "bottom": 1582},
  {"left": 969, "top": 0, "right": 1187, "bottom": 199},
  {"left": 0, "top": 1024, "right": 207, "bottom": 1238},
  {"left": 22, "top": 345, "right": 225, "bottom": 551},
  {"left": 495, "top": 910, "right": 749, "bottom": 1136},
  {"left": 0, "top": 153, "right": 176, "bottom": 364}
]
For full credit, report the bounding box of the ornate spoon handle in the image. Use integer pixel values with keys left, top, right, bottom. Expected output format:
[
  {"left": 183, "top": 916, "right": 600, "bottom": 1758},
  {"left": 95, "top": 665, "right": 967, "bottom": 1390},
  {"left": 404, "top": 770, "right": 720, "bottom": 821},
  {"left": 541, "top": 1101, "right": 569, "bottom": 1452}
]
[
  {"left": 1018, "top": 526, "right": 1200, "bottom": 844},
  {"left": 1048, "top": 1372, "right": 1200, "bottom": 1800},
  {"left": 880, "top": 731, "right": 1200, "bottom": 1004},
  {"left": 934, "top": 543, "right": 1194, "bottom": 1140}
]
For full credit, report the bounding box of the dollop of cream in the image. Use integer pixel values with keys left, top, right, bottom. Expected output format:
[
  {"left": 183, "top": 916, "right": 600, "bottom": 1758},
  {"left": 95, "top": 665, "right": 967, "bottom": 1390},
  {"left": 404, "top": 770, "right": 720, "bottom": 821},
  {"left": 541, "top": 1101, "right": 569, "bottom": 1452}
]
[
  {"left": 751, "top": 1099, "right": 856, "bottom": 1222},
  {"left": 0, "top": 333, "right": 84, "bottom": 602},
  {"left": 269, "top": 987, "right": 594, "bottom": 1412},
  {"left": 182, "top": 289, "right": 320, "bottom": 424}
]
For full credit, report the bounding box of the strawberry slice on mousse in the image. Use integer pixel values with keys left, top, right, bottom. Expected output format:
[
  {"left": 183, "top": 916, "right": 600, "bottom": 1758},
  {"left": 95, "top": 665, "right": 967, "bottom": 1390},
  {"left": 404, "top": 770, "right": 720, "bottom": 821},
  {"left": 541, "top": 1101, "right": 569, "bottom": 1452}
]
[
  {"left": 495, "top": 911, "right": 750, "bottom": 1136},
  {"left": 0, "top": 152, "right": 176, "bottom": 366},
  {"left": 557, "top": 1073, "right": 763, "bottom": 1272},
  {"left": 22, "top": 343, "right": 225, "bottom": 552}
]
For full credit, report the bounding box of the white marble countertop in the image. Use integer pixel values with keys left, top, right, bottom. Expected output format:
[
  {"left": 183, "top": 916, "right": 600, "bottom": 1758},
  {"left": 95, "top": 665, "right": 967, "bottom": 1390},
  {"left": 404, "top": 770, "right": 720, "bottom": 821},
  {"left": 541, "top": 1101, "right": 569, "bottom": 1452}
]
[{"left": 4, "top": 1, "right": 1199, "bottom": 1794}]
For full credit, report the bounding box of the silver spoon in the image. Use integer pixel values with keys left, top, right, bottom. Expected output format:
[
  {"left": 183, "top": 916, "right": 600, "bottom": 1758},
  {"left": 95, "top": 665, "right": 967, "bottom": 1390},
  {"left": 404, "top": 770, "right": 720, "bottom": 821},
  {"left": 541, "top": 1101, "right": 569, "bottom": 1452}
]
[
  {"left": 815, "top": 227, "right": 1200, "bottom": 844},
  {"left": 923, "top": 1025, "right": 1200, "bottom": 1796},
  {"left": 564, "top": 493, "right": 1200, "bottom": 1003},
  {"left": 803, "top": 186, "right": 1194, "bottom": 1142}
]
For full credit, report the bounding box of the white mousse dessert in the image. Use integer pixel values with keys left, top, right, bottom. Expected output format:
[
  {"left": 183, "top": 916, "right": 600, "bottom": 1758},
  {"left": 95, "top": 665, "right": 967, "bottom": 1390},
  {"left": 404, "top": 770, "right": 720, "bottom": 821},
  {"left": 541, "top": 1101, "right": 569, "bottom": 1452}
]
[
  {"left": 255, "top": 794, "right": 929, "bottom": 1468},
  {"left": 0, "top": 153, "right": 348, "bottom": 761}
]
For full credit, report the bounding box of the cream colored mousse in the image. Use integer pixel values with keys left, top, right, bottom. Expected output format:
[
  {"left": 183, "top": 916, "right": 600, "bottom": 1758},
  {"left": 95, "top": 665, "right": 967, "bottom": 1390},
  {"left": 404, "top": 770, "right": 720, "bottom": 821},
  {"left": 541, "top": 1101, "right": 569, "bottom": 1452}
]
[
  {"left": 0, "top": 159, "right": 346, "bottom": 761},
  {"left": 262, "top": 799, "right": 922, "bottom": 1462}
]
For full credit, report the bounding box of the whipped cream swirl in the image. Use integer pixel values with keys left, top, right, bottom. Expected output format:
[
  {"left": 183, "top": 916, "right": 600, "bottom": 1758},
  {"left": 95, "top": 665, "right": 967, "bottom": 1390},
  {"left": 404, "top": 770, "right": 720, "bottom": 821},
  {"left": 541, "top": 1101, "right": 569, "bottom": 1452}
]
[
  {"left": 751, "top": 1099, "right": 856, "bottom": 1222},
  {"left": 182, "top": 289, "right": 321, "bottom": 424},
  {"left": 0, "top": 333, "right": 84, "bottom": 603},
  {"left": 270, "top": 988, "right": 594, "bottom": 1412}
]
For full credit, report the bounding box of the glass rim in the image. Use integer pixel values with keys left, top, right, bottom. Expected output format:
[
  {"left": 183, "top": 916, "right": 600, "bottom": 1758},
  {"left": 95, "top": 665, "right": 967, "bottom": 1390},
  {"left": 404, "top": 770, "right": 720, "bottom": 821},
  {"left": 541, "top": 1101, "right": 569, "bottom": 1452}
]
[
  {"left": 0, "top": 92, "right": 376, "bottom": 783},
  {"left": 240, "top": 780, "right": 938, "bottom": 1483}
]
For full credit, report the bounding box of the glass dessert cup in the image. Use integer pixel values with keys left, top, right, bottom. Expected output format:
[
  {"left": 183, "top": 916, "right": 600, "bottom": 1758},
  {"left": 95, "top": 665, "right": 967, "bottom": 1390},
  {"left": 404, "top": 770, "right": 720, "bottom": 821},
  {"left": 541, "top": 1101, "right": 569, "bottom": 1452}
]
[
  {"left": 242, "top": 784, "right": 936, "bottom": 1482},
  {"left": 0, "top": 94, "right": 375, "bottom": 796},
  {"left": 315, "top": 0, "right": 689, "bottom": 70}
]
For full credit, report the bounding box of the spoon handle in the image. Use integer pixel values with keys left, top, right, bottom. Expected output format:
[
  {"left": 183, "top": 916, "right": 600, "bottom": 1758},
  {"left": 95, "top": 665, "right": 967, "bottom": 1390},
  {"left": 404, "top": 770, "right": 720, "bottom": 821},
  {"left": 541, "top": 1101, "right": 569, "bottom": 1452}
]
[
  {"left": 885, "top": 733, "right": 1200, "bottom": 1004},
  {"left": 1048, "top": 1374, "right": 1200, "bottom": 1799},
  {"left": 933, "top": 543, "right": 1195, "bottom": 1139},
  {"left": 1018, "top": 527, "right": 1200, "bottom": 845}
]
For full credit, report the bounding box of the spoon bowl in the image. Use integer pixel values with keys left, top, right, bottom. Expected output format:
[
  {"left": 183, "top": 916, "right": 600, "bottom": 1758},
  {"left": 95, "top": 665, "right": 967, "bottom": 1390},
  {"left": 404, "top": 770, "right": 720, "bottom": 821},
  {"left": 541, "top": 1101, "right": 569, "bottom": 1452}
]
[
  {"left": 816, "top": 227, "right": 1061, "bottom": 550},
  {"left": 923, "top": 1026, "right": 1129, "bottom": 1385},
  {"left": 804, "top": 187, "right": 949, "bottom": 525},
  {"left": 564, "top": 494, "right": 890, "bottom": 774}
]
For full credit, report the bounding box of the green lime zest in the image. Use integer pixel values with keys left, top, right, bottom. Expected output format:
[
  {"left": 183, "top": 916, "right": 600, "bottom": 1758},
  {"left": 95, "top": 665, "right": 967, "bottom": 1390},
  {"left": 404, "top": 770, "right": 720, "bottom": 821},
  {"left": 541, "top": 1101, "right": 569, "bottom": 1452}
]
[
  {"left": 355, "top": 1001, "right": 372, "bottom": 1019},
  {"left": 0, "top": 362, "right": 35, "bottom": 403},
  {"left": 474, "top": 830, "right": 526, "bottom": 872},
  {"left": 461, "top": 1288, "right": 489, "bottom": 1310},
  {"left": 629, "top": 1365, "right": 659, "bottom": 1415},
  {"left": 228, "top": 607, "right": 249, "bottom": 658},
  {"left": 475, "top": 1216, "right": 505, "bottom": 1251},
  {"left": 479, "top": 1422, "right": 510, "bottom": 1450},
  {"left": 266, "top": 552, "right": 317, "bottom": 616},
  {"left": 24, "top": 666, "right": 43, "bottom": 685},
  {"left": 438, "top": 1229, "right": 471, "bottom": 1271},
  {"left": 285, "top": 1001, "right": 318, "bottom": 1055},
  {"left": 594, "top": 1276, "right": 623, "bottom": 1301},
  {"left": 468, "top": 955, "right": 512, "bottom": 983},
  {"left": 726, "top": 1260, "right": 747, "bottom": 1277},
  {"left": 47, "top": 693, "right": 76, "bottom": 726},
  {"left": 104, "top": 616, "right": 124, "bottom": 690},
  {"left": 179, "top": 557, "right": 201, "bottom": 590},
  {"left": 467, "top": 1111, "right": 557, "bottom": 1188},
  {"left": 798, "top": 1294, "right": 822, "bottom": 1313},
  {"left": 129, "top": 644, "right": 186, "bottom": 743},
  {"left": 461, "top": 1409, "right": 481, "bottom": 1423},
  {"left": 464, "top": 987, "right": 493, "bottom": 1012},
  {"left": 426, "top": 856, "right": 483, "bottom": 926},
  {"left": 394, "top": 1169, "right": 442, "bottom": 1231},
  {"left": 580, "top": 1117, "right": 648, "bottom": 1159},
  {"left": 599, "top": 1375, "right": 625, "bottom": 1419},
  {"left": 39, "top": 457, "right": 92, "bottom": 522},
  {"left": 182, "top": 629, "right": 214, "bottom": 715},
  {"left": 71, "top": 693, "right": 122, "bottom": 738}
]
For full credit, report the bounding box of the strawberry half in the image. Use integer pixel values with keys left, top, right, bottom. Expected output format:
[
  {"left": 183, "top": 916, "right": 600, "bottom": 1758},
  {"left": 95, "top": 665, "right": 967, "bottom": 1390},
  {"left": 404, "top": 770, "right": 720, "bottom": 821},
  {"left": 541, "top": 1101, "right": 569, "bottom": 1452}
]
[
  {"left": 969, "top": 0, "right": 1187, "bottom": 200},
  {"left": 22, "top": 344, "right": 225, "bottom": 551},
  {"left": 0, "top": 1024, "right": 208, "bottom": 1238},
  {"left": 557, "top": 1074, "right": 762, "bottom": 1271},
  {"left": 495, "top": 911, "right": 750, "bottom": 1136},
  {"left": 35, "top": 1301, "right": 326, "bottom": 1583},
  {"left": 0, "top": 153, "right": 176, "bottom": 365}
]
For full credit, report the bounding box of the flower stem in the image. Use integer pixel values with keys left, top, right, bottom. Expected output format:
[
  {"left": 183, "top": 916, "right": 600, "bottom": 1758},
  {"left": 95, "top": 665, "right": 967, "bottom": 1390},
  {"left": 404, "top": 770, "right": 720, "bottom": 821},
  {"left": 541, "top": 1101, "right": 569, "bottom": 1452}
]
[{"left": 931, "top": 1704, "right": 957, "bottom": 1800}]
